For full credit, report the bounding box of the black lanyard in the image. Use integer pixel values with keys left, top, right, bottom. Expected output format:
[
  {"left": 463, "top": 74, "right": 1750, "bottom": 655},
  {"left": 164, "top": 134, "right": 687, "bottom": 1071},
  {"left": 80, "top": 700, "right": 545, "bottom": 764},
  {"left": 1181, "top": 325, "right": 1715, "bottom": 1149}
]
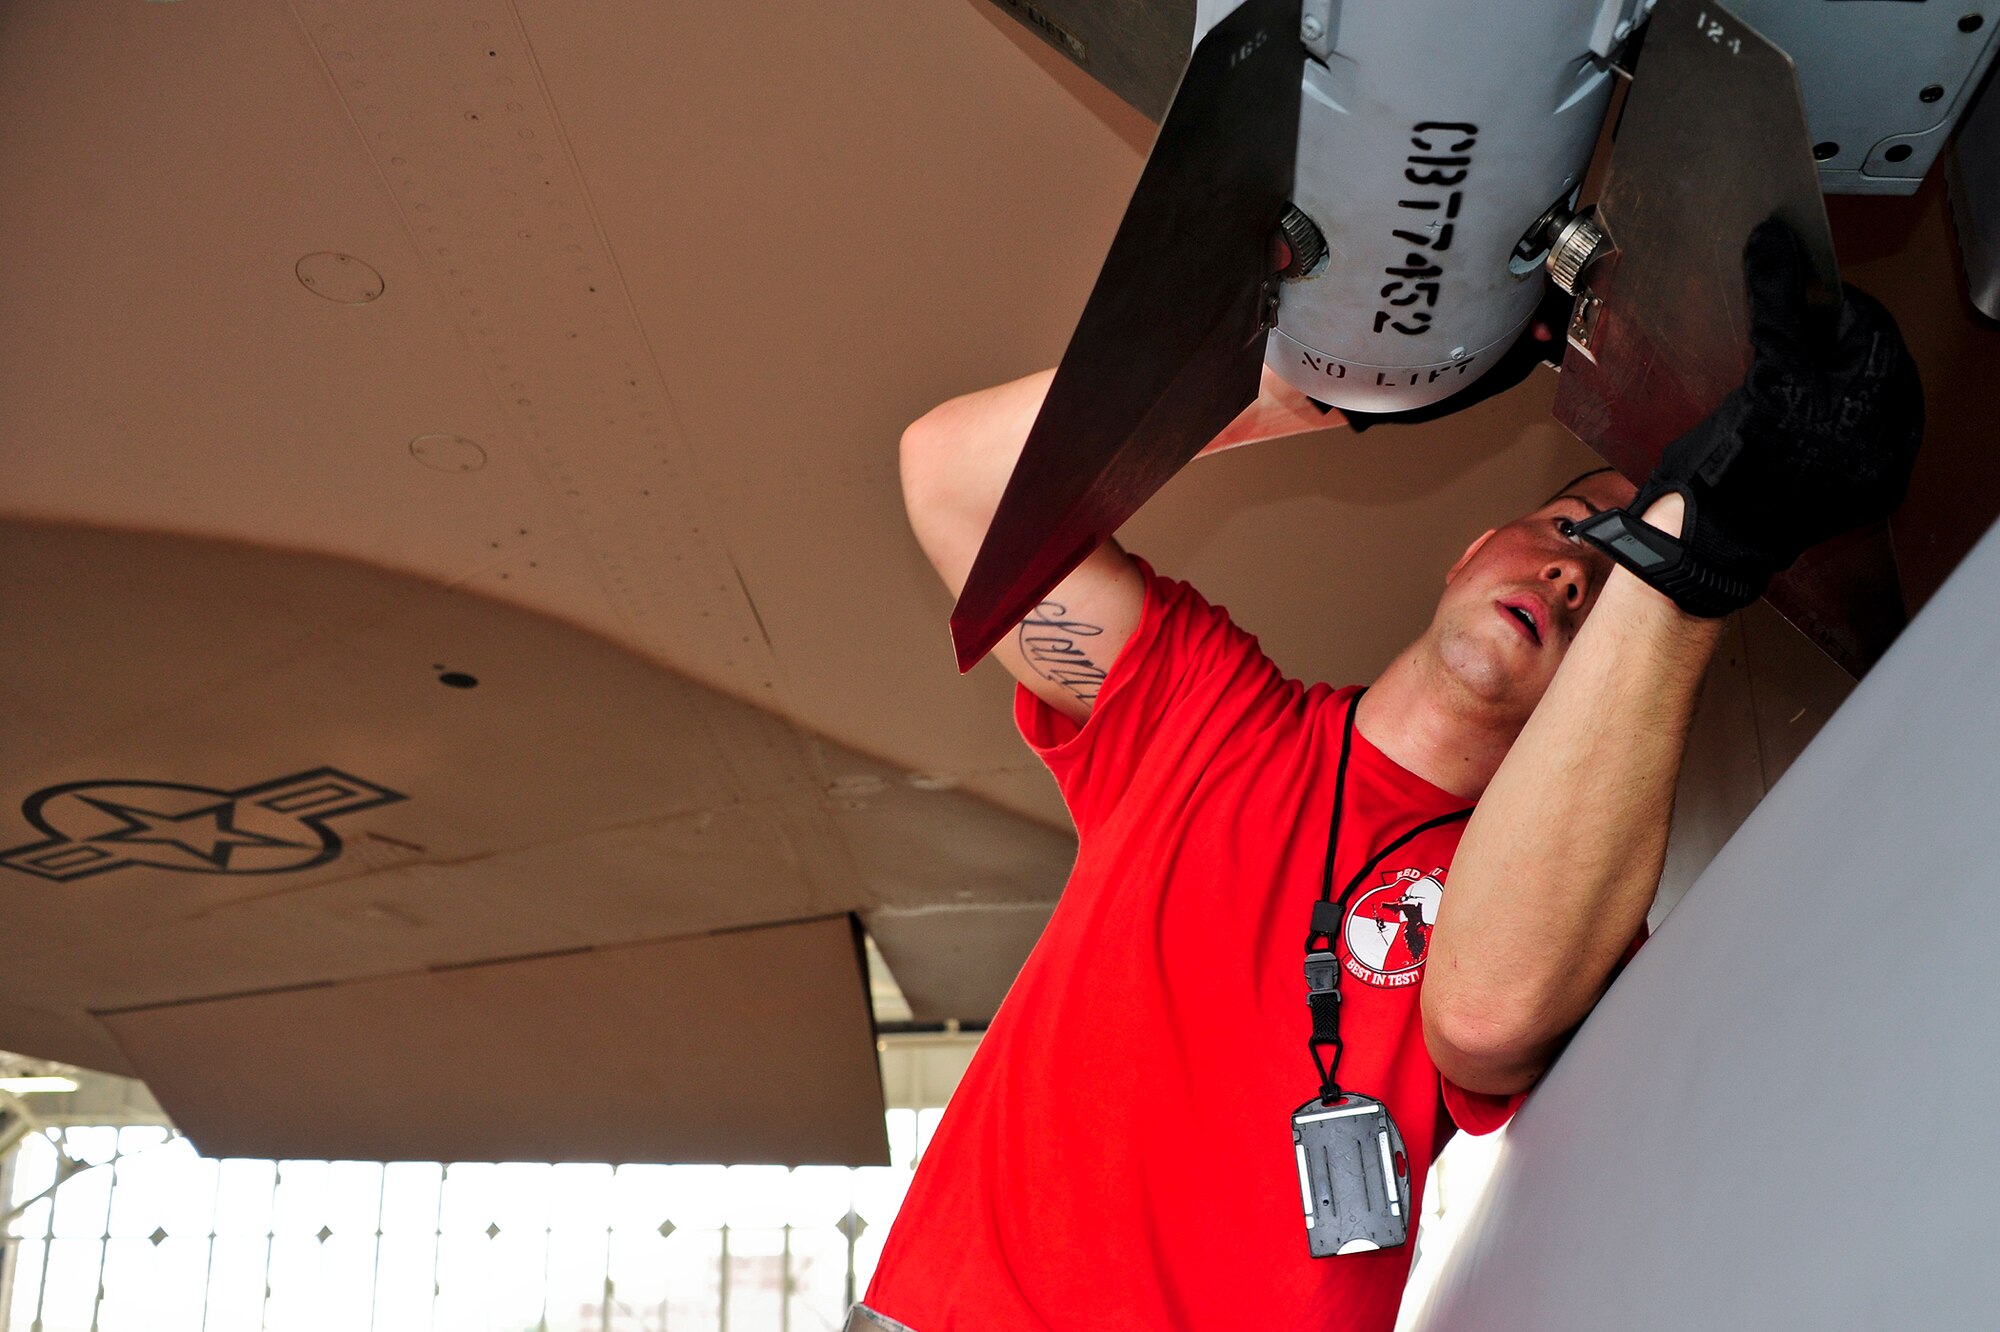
[{"left": 1303, "top": 690, "right": 1473, "bottom": 1102}]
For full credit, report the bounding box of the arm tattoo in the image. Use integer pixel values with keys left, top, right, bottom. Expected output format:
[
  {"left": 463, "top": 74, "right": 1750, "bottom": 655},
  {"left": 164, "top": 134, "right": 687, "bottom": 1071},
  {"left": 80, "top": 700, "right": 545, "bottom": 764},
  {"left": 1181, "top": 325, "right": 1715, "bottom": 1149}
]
[{"left": 1018, "top": 602, "right": 1110, "bottom": 703}]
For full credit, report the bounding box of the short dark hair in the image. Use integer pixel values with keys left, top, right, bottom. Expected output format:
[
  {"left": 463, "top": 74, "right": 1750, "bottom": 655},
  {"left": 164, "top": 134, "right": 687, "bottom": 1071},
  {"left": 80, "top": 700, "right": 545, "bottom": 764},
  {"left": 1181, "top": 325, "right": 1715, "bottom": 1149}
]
[{"left": 1542, "top": 465, "right": 1619, "bottom": 506}]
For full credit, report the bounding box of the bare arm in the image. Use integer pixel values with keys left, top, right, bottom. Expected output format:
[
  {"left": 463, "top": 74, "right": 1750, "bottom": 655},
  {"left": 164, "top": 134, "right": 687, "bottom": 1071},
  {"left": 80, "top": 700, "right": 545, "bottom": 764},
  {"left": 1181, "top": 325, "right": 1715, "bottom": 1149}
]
[
  {"left": 1422, "top": 494, "right": 1726, "bottom": 1094},
  {"left": 901, "top": 366, "right": 1339, "bottom": 724},
  {"left": 900, "top": 369, "right": 1143, "bottom": 724}
]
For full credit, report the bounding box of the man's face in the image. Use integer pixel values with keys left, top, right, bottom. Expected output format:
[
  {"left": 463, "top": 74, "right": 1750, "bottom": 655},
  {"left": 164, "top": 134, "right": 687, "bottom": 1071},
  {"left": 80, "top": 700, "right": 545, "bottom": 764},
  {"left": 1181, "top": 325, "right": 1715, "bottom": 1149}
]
[{"left": 1424, "top": 470, "right": 1639, "bottom": 719}]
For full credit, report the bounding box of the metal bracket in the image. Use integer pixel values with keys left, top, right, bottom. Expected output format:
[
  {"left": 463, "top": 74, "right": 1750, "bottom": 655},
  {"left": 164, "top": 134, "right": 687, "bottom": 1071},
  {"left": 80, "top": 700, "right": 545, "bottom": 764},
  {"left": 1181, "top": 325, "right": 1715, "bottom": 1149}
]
[
  {"left": 1299, "top": 0, "right": 1339, "bottom": 60},
  {"left": 1259, "top": 277, "right": 1282, "bottom": 337},
  {"left": 1567, "top": 292, "right": 1604, "bottom": 361}
]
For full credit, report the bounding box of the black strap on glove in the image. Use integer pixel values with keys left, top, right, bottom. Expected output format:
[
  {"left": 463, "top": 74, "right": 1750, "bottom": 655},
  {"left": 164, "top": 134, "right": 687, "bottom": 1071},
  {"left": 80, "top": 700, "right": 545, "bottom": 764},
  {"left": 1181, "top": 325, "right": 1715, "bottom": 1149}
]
[{"left": 1571, "top": 218, "right": 1924, "bottom": 618}]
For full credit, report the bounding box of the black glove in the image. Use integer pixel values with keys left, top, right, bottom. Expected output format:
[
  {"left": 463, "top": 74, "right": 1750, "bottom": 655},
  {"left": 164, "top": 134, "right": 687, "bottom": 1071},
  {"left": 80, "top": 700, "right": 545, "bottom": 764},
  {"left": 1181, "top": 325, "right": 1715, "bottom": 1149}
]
[{"left": 1574, "top": 218, "right": 1924, "bottom": 617}]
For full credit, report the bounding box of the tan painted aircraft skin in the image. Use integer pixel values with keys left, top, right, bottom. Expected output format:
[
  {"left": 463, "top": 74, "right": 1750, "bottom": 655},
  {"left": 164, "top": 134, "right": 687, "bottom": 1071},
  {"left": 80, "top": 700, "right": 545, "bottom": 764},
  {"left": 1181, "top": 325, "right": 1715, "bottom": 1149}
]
[{"left": 0, "top": 0, "right": 1989, "bottom": 1162}]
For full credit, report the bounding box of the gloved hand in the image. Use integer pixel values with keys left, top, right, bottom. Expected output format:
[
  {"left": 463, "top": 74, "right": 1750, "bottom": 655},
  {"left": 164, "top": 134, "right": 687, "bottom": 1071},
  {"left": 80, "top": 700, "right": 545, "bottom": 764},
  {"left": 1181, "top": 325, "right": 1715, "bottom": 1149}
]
[{"left": 1575, "top": 218, "right": 1924, "bottom": 617}]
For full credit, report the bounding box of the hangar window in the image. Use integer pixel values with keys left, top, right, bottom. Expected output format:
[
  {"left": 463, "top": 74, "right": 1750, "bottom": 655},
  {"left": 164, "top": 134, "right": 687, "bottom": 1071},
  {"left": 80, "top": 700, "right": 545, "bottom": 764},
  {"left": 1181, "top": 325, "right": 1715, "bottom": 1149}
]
[{"left": 0, "top": 1110, "right": 943, "bottom": 1331}]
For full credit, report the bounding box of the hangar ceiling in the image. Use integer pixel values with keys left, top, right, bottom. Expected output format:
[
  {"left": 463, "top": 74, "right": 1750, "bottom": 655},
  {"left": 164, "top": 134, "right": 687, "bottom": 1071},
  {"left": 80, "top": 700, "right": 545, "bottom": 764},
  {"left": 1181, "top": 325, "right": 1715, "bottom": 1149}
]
[{"left": 0, "top": 0, "right": 1992, "bottom": 1161}]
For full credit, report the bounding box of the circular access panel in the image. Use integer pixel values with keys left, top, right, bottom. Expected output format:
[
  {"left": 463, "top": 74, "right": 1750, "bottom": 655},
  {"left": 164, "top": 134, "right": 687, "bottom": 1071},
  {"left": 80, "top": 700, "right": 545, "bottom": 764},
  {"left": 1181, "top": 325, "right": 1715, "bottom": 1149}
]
[{"left": 296, "top": 252, "right": 385, "bottom": 304}]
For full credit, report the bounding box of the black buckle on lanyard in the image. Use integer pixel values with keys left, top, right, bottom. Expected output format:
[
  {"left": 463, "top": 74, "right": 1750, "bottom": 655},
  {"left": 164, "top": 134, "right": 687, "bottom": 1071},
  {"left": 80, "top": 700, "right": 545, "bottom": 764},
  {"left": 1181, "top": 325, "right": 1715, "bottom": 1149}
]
[{"left": 1306, "top": 904, "right": 1344, "bottom": 1099}]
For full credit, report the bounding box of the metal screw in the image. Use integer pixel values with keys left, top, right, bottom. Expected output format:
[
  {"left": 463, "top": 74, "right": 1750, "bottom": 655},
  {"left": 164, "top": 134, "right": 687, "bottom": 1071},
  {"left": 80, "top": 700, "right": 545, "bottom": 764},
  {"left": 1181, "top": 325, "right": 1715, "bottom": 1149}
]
[{"left": 1300, "top": 14, "right": 1324, "bottom": 41}]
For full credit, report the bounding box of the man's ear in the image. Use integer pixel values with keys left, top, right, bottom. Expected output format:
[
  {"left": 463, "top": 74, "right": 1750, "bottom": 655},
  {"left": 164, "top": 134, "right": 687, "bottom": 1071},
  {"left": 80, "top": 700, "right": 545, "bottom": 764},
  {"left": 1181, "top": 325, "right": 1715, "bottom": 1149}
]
[{"left": 1446, "top": 530, "right": 1495, "bottom": 583}]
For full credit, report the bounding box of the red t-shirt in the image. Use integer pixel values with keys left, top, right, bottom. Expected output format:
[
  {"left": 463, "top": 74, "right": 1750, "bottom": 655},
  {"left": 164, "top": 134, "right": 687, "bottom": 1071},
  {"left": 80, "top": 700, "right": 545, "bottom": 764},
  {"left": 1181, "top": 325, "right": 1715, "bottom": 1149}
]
[{"left": 867, "top": 564, "right": 1521, "bottom": 1332}]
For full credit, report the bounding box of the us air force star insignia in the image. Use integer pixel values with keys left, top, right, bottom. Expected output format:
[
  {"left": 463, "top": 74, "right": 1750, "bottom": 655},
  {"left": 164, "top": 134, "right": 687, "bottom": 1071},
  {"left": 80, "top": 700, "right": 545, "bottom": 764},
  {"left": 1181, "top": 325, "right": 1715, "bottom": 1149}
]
[
  {"left": 80, "top": 796, "right": 308, "bottom": 868},
  {"left": 0, "top": 769, "right": 406, "bottom": 882},
  {"left": 1343, "top": 867, "right": 1447, "bottom": 988}
]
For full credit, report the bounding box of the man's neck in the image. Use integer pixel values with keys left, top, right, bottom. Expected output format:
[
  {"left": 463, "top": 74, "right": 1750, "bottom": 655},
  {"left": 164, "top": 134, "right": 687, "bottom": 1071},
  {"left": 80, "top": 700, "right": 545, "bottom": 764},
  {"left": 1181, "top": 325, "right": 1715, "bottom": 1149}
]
[{"left": 1357, "top": 646, "right": 1525, "bottom": 800}]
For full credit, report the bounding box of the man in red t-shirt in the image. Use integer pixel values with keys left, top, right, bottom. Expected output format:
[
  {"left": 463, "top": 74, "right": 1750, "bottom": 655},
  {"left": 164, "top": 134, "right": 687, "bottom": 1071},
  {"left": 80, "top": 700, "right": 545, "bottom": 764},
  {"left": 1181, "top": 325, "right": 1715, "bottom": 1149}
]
[{"left": 859, "top": 228, "right": 1919, "bottom": 1332}]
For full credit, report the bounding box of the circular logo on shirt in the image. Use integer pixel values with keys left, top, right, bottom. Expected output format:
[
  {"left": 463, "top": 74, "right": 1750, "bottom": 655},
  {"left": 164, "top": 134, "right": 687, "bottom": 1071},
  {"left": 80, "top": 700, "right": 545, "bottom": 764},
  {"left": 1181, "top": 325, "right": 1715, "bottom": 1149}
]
[{"left": 1343, "top": 868, "right": 1445, "bottom": 988}]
